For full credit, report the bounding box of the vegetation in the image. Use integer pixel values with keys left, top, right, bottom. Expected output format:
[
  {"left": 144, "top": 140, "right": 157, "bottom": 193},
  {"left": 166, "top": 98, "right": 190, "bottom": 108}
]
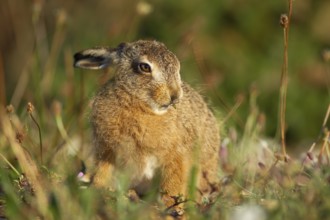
[{"left": 0, "top": 0, "right": 330, "bottom": 219}]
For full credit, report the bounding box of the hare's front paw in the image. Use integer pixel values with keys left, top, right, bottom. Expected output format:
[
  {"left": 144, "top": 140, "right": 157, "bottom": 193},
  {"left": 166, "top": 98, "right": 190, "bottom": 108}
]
[{"left": 162, "top": 194, "right": 186, "bottom": 219}]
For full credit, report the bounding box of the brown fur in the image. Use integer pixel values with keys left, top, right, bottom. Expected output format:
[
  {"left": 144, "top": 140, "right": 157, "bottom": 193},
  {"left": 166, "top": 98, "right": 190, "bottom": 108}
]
[{"left": 74, "top": 40, "right": 220, "bottom": 213}]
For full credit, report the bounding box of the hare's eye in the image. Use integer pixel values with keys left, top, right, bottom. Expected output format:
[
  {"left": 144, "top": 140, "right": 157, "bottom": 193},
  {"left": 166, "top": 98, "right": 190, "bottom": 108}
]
[{"left": 138, "top": 63, "right": 151, "bottom": 73}]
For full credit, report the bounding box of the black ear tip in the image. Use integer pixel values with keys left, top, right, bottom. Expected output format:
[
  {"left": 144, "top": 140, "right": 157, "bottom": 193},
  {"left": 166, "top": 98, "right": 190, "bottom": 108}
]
[
  {"left": 73, "top": 47, "right": 114, "bottom": 69},
  {"left": 73, "top": 52, "right": 84, "bottom": 67},
  {"left": 74, "top": 52, "right": 85, "bottom": 61}
]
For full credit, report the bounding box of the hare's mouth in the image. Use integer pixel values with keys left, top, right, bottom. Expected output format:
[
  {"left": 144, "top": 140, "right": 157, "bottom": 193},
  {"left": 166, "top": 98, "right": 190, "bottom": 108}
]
[
  {"left": 160, "top": 103, "right": 171, "bottom": 109},
  {"left": 154, "top": 105, "right": 170, "bottom": 115},
  {"left": 148, "top": 101, "right": 173, "bottom": 115},
  {"left": 148, "top": 95, "right": 181, "bottom": 115}
]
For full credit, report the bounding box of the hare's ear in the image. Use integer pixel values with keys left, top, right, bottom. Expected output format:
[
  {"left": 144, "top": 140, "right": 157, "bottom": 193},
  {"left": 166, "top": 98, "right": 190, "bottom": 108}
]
[{"left": 74, "top": 47, "right": 117, "bottom": 70}]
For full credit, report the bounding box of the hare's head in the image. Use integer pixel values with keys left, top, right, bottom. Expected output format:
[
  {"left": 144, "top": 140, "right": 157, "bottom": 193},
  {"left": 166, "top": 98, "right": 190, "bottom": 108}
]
[{"left": 74, "top": 40, "right": 183, "bottom": 115}]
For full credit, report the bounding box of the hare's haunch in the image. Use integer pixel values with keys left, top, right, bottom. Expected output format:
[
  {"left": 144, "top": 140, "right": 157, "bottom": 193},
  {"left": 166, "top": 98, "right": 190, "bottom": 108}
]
[{"left": 74, "top": 40, "right": 220, "bottom": 214}]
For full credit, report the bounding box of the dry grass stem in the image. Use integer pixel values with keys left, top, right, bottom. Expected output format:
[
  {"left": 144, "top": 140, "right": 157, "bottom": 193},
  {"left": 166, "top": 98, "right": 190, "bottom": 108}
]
[
  {"left": 1, "top": 111, "right": 48, "bottom": 217},
  {"left": 222, "top": 94, "right": 244, "bottom": 124},
  {"left": 278, "top": 0, "right": 293, "bottom": 161},
  {"left": 318, "top": 131, "right": 330, "bottom": 165},
  {"left": 53, "top": 101, "right": 73, "bottom": 150},
  {"left": 27, "top": 102, "right": 43, "bottom": 165},
  {"left": 322, "top": 104, "right": 330, "bottom": 128},
  {"left": 0, "top": 152, "right": 21, "bottom": 177}
]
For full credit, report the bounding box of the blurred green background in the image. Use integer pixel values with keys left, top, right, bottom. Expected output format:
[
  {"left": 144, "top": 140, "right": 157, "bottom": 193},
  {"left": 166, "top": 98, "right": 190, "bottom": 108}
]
[{"left": 1, "top": 0, "right": 329, "bottom": 150}]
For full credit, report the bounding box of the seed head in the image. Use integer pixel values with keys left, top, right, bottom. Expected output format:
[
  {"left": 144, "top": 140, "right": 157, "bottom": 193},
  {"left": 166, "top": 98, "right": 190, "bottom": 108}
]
[
  {"left": 6, "top": 105, "right": 14, "bottom": 114},
  {"left": 136, "top": 1, "right": 152, "bottom": 16},
  {"left": 280, "top": 14, "right": 289, "bottom": 29},
  {"left": 27, "top": 102, "right": 35, "bottom": 114},
  {"left": 16, "top": 132, "right": 25, "bottom": 144}
]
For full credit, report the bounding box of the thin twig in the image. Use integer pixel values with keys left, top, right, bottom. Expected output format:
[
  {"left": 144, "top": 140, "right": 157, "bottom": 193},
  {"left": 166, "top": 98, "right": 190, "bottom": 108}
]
[
  {"left": 300, "top": 104, "right": 330, "bottom": 171},
  {"left": 0, "top": 153, "right": 21, "bottom": 177},
  {"left": 278, "top": 0, "right": 293, "bottom": 161},
  {"left": 164, "top": 198, "right": 189, "bottom": 213},
  {"left": 1, "top": 112, "right": 48, "bottom": 217},
  {"left": 27, "top": 103, "right": 43, "bottom": 165},
  {"left": 52, "top": 101, "right": 73, "bottom": 150},
  {"left": 318, "top": 131, "right": 330, "bottom": 165},
  {"left": 221, "top": 95, "right": 244, "bottom": 124},
  {"left": 280, "top": 21, "right": 288, "bottom": 158},
  {"left": 29, "top": 114, "right": 43, "bottom": 165},
  {"left": 322, "top": 104, "right": 330, "bottom": 128}
]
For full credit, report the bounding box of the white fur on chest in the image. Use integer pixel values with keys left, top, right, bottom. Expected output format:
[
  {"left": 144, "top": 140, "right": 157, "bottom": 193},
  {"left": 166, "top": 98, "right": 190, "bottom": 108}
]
[{"left": 142, "top": 156, "right": 158, "bottom": 179}]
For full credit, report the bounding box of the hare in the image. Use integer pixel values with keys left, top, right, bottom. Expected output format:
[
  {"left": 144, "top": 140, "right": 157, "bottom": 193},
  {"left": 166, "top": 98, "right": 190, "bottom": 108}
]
[{"left": 74, "top": 40, "right": 220, "bottom": 215}]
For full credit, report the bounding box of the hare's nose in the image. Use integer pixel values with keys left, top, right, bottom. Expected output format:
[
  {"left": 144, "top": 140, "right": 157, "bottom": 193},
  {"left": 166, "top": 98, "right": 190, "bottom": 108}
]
[
  {"left": 168, "top": 82, "right": 183, "bottom": 105},
  {"left": 170, "top": 95, "right": 180, "bottom": 105}
]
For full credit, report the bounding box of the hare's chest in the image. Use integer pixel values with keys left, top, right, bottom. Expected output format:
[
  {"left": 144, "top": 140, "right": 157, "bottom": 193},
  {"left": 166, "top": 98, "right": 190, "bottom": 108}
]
[
  {"left": 141, "top": 155, "right": 158, "bottom": 179},
  {"left": 123, "top": 154, "right": 159, "bottom": 183},
  {"left": 114, "top": 136, "right": 159, "bottom": 179}
]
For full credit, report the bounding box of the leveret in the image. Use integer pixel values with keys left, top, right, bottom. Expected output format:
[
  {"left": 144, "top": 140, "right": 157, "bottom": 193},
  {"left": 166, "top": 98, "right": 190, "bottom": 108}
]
[{"left": 74, "top": 40, "right": 220, "bottom": 215}]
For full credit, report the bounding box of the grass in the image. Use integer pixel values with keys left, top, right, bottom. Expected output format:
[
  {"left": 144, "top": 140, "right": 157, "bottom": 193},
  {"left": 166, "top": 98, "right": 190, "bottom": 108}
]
[
  {"left": 1, "top": 0, "right": 330, "bottom": 219},
  {"left": 2, "top": 92, "right": 330, "bottom": 220}
]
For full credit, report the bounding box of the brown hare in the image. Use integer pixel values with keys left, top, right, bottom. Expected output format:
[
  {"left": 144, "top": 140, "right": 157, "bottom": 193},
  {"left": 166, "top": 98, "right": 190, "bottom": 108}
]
[{"left": 74, "top": 40, "right": 220, "bottom": 215}]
